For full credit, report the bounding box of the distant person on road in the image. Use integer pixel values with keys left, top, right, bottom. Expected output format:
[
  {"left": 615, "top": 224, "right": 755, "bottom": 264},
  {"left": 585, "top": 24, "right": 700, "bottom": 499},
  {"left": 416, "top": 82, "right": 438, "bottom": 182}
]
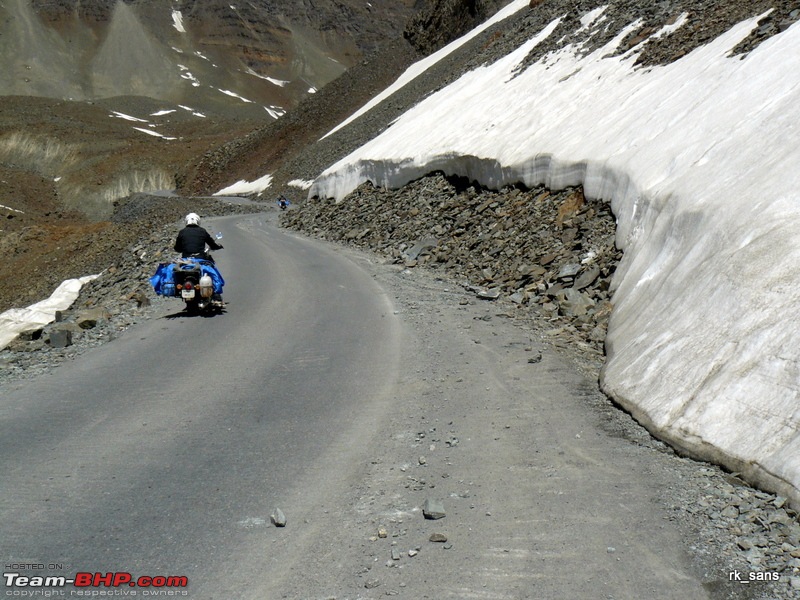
[{"left": 174, "top": 213, "right": 223, "bottom": 261}]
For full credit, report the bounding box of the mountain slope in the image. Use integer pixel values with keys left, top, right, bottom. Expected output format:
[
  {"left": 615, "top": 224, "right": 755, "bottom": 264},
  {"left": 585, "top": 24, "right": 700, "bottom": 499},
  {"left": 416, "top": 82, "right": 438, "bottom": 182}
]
[{"left": 0, "top": 0, "right": 420, "bottom": 117}]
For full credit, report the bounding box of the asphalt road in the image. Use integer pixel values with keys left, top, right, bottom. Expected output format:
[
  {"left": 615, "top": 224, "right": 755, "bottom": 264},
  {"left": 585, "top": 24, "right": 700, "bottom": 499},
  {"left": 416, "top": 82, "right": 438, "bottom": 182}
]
[{"left": 0, "top": 215, "right": 402, "bottom": 597}]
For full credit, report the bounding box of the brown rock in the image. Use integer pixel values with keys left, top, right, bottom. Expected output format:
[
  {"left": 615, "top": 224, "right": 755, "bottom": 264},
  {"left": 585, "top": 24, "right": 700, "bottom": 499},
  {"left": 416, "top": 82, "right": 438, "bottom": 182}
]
[{"left": 556, "top": 190, "right": 585, "bottom": 228}]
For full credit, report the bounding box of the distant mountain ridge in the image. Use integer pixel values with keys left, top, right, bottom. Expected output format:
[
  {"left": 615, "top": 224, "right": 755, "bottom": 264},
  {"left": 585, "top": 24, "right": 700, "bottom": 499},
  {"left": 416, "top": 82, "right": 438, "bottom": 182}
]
[{"left": 0, "top": 0, "right": 421, "bottom": 118}]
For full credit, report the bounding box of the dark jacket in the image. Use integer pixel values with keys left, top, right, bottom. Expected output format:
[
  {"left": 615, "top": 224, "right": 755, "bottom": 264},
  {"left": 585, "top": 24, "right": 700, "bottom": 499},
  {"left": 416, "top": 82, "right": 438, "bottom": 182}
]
[{"left": 174, "top": 225, "right": 222, "bottom": 257}]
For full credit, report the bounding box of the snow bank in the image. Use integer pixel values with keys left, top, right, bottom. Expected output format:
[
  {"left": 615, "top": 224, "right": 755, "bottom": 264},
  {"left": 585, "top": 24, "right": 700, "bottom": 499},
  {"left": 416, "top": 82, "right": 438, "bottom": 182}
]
[
  {"left": 309, "top": 11, "right": 800, "bottom": 501},
  {"left": 214, "top": 173, "right": 273, "bottom": 196},
  {"left": 0, "top": 275, "right": 99, "bottom": 351},
  {"left": 288, "top": 179, "right": 314, "bottom": 190}
]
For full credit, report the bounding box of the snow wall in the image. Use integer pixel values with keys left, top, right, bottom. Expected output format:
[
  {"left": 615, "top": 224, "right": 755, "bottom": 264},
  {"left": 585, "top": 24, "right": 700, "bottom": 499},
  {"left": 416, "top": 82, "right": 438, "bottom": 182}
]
[{"left": 309, "top": 6, "right": 800, "bottom": 503}]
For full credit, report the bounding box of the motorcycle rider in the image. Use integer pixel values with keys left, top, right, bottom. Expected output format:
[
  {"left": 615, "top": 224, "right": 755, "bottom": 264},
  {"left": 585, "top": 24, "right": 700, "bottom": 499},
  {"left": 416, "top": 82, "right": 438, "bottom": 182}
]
[
  {"left": 174, "top": 213, "right": 224, "bottom": 305},
  {"left": 174, "top": 212, "right": 223, "bottom": 259}
]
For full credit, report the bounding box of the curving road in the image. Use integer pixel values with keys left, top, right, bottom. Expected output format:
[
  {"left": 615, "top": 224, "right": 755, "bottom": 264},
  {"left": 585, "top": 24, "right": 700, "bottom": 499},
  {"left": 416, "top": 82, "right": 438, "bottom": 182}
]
[{"left": 0, "top": 215, "right": 403, "bottom": 597}]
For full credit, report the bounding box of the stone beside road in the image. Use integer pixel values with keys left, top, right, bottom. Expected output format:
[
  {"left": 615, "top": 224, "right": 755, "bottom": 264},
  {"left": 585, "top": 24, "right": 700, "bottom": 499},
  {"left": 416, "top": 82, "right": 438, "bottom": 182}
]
[
  {"left": 271, "top": 508, "right": 287, "bottom": 527},
  {"left": 422, "top": 498, "right": 446, "bottom": 520}
]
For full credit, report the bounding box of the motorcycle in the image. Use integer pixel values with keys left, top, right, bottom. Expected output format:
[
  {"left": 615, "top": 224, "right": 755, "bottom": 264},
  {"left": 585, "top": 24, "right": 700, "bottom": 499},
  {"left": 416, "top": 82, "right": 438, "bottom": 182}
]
[
  {"left": 171, "top": 256, "right": 224, "bottom": 314},
  {"left": 150, "top": 249, "right": 225, "bottom": 315}
]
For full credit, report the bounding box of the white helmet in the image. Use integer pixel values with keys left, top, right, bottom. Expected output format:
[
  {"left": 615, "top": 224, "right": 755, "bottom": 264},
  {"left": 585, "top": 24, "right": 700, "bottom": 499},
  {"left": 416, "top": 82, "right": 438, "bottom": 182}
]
[{"left": 185, "top": 213, "right": 200, "bottom": 226}]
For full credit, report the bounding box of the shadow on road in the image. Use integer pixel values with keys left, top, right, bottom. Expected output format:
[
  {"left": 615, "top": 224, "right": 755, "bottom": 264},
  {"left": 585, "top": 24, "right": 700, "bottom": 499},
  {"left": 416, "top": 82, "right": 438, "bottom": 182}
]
[{"left": 162, "top": 307, "right": 227, "bottom": 320}]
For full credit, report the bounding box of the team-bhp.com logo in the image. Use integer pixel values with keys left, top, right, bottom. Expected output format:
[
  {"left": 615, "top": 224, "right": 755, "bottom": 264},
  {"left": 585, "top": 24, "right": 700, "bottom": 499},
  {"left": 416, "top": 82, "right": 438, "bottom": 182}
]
[{"left": 4, "top": 571, "right": 188, "bottom": 596}]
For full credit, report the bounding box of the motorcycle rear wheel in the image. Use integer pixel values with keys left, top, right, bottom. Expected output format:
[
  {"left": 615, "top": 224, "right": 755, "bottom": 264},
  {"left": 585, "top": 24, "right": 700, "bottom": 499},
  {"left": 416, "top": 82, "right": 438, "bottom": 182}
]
[{"left": 185, "top": 299, "right": 201, "bottom": 315}]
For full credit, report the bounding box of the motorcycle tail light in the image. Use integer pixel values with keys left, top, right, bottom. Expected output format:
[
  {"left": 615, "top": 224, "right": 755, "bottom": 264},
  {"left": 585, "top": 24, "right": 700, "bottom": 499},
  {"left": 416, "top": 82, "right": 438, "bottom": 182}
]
[{"left": 185, "top": 282, "right": 193, "bottom": 290}]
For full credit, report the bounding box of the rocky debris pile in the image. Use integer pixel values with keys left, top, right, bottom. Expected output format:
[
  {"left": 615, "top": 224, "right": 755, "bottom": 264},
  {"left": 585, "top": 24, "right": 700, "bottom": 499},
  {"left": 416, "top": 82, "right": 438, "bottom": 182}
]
[
  {"left": 679, "top": 468, "right": 800, "bottom": 589},
  {"left": 0, "top": 194, "right": 264, "bottom": 384},
  {"left": 283, "top": 173, "right": 620, "bottom": 363}
]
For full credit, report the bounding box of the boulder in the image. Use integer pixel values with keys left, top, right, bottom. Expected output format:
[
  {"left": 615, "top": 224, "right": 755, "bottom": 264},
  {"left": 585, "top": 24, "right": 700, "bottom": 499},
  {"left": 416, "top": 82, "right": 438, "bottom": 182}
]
[
  {"left": 76, "top": 308, "right": 111, "bottom": 330},
  {"left": 48, "top": 329, "right": 73, "bottom": 349}
]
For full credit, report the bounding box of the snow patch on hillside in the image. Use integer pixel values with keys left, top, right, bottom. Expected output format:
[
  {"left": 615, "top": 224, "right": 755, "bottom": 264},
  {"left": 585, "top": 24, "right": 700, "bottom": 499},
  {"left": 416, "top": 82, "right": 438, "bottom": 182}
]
[
  {"left": 214, "top": 174, "right": 273, "bottom": 196},
  {"left": 0, "top": 276, "right": 99, "bottom": 351},
  {"left": 321, "top": 0, "right": 534, "bottom": 140},
  {"left": 171, "top": 10, "right": 186, "bottom": 33}
]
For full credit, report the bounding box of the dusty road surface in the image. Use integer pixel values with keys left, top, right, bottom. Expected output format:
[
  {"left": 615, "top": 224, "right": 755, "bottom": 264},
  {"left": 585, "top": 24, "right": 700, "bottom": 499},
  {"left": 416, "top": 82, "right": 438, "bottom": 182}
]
[{"left": 0, "top": 215, "right": 769, "bottom": 599}]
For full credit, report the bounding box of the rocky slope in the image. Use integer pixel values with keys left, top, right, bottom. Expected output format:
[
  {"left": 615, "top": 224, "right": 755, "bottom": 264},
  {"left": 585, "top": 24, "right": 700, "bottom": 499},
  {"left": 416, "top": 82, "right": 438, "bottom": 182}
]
[
  {"left": 179, "top": 0, "right": 800, "bottom": 201},
  {"left": 176, "top": 0, "right": 516, "bottom": 196},
  {"left": 0, "top": 0, "right": 430, "bottom": 274}
]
